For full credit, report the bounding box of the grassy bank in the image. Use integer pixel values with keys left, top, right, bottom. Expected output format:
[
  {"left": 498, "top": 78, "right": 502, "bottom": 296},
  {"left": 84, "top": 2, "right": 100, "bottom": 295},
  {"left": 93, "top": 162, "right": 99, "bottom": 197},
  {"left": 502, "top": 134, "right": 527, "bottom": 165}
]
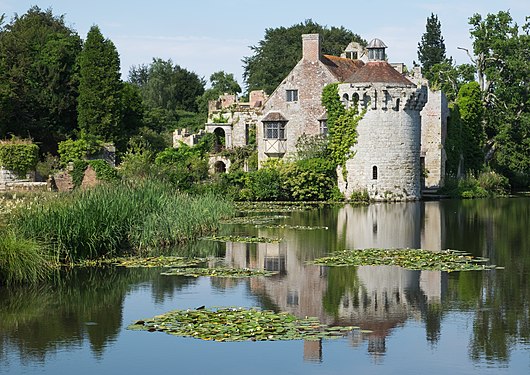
[{"left": 8, "top": 180, "right": 235, "bottom": 267}]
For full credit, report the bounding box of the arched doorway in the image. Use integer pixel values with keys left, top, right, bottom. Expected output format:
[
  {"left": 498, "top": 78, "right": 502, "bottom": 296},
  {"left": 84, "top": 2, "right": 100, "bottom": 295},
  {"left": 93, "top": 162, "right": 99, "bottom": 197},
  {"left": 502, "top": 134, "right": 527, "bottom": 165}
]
[
  {"left": 214, "top": 160, "right": 226, "bottom": 173},
  {"left": 213, "top": 127, "right": 226, "bottom": 152}
]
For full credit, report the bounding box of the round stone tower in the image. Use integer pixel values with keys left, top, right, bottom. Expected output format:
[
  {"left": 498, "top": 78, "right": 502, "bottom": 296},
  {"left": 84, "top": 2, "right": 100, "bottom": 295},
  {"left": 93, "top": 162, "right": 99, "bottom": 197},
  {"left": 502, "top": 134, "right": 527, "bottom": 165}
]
[{"left": 338, "top": 39, "right": 427, "bottom": 201}]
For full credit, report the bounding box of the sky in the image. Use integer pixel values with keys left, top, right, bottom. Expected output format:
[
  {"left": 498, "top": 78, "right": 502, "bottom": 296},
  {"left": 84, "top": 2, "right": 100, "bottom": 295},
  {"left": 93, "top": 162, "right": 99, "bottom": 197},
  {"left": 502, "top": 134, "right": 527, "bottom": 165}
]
[{"left": 2, "top": 0, "right": 529, "bottom": 89}]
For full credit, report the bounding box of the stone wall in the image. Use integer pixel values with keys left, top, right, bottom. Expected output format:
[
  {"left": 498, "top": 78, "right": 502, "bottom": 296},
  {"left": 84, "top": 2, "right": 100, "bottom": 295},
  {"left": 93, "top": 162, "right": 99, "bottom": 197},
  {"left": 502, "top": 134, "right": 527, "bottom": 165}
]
[
  {"left": 420, "top": 90, "right": 448, "bottom": 188},
  {"left": 338, "top": 83, "right": 427, "bottom": 201}
]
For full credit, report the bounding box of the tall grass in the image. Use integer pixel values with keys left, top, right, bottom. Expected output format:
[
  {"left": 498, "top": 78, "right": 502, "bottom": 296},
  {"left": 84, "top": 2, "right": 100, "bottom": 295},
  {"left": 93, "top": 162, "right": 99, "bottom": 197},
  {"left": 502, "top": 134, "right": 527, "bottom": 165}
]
[
  {"left": 11, "top": 180, "right": 235, "bottom": 262},
  {"left": 0, "top": 229, "right": 53, "bottom": 285}
]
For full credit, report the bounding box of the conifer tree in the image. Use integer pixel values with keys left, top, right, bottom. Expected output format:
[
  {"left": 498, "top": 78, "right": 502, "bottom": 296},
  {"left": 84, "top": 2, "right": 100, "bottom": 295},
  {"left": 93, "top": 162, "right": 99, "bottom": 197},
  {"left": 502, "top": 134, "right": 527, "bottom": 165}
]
[
  {"left": 77, "top": 25, "right": 122, "bottom": 142},
  {"left": 418, "top": 14, "right": 447, "bottom": 77}
]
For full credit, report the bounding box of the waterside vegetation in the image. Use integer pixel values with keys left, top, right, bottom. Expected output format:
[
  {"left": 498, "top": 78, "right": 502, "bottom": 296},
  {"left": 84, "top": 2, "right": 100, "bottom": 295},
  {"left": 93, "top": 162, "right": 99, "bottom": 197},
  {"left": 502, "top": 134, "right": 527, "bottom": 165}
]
[{"left": 1, "top": 180, "right": 235, "bottom": 284}]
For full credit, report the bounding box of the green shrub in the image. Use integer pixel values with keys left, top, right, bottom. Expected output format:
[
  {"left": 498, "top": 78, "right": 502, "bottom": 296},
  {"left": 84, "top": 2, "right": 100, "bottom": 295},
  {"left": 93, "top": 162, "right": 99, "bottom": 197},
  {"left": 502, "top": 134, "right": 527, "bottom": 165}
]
[
  {"left": 284, "top": 158, "right": 337, "bottom": 201},
  {"left": 0, "top": 229, "right": 54, "bottom": 285},
  {"left": 57, "top": 137, "right": 103, "bottom": 167},
  {"left": 247, "top": 167, "right": 287, "bottom": 201},
  {"left": 0, "top": 138, "right": 39, "bottom": 178},
  {"left": 442, "top": 170, "right": 510, "bottom": 199}
]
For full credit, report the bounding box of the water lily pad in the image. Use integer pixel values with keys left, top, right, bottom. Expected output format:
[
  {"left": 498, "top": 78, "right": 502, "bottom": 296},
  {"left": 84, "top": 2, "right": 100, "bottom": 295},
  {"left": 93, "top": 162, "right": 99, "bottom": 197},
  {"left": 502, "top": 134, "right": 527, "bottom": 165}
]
[
  {"left": 161, "top": 267, "right": 278, "bottom": 278},
  {"left": 309, "top": 248, "right": 499, "bottom": 272},
  {"left": 128, "top": 307, "right": 359, "bottom": 342}
]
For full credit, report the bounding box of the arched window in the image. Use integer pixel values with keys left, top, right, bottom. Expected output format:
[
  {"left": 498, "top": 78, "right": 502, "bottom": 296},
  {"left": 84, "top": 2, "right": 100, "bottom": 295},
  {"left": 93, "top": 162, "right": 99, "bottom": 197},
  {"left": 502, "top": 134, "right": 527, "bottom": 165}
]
[
  {"left": 342, "top": 93, "right": 349, "bottom": 109},
  {"left": 372, "top": 166, "right": 378, "bottom": 180},
  {"left": 394, "top": 98, "right": 400, "bottom": 111}
]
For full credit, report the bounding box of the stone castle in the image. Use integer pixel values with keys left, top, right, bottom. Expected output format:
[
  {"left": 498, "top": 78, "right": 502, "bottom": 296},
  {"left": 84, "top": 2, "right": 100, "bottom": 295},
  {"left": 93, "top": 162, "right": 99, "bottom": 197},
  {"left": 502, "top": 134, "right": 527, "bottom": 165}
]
[{"left": 174, "top": 33, "right": 448, "bottom": 201}]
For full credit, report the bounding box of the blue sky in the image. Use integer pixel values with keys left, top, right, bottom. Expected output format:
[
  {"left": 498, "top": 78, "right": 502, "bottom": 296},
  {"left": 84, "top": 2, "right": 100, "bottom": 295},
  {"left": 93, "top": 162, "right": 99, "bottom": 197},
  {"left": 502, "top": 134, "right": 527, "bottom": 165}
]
[{"left": 2, "top": 0, "right": 529, "bottom": 88}]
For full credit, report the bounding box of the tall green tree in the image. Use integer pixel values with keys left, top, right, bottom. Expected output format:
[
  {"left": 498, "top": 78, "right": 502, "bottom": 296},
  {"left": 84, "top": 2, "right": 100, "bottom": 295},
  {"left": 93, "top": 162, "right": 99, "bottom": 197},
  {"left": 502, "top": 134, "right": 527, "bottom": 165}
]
[
  {"left": 77, "top": 25, "right": 123, "bottom": 143},
  {"left": 457, "top": 81, "right": 485, "bottom": 174},
  {"left": 243, "top": 19, "right": 365, "bottom": 94},
  {"left": 0, "top": 6, "right": 82, "bottom": 153},
  {"left": 468, "top": 11, "right": 530, "bottom": 186},
  {"left": 418, "top": 13, "right": 447, "bottom": 79}
]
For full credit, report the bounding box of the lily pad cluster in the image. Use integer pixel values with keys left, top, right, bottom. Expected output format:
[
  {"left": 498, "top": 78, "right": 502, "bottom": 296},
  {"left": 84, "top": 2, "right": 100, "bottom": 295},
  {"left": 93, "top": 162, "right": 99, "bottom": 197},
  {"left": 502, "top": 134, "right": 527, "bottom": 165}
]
[
  {"left": 128, "top": 307, "right": 359, "bottom": 342},
  {"left": 161, "top": 267, "right": 278, "bottom": 278},
  {"left": 256, "top": 224, "right": 329, "bottom": 230},
  {"left": 310, "top": 248, "right": 498, "bottom": 272},
  {"left": 220, "top": 215, "right": 289, "bottom": 225},
  {"left": 236, "top": 202, "right": 316, "bottom": 213},
  {"left": 202, "top": 235, "right": 282, "bottom": 244},
  {"left": 78, "top": 256, "right": 206, "bottom": 268}
]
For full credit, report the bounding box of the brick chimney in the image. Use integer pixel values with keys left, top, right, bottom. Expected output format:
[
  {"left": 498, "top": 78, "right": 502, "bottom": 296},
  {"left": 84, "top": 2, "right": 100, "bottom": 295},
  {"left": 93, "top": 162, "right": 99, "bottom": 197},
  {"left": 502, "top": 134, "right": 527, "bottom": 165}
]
[{"left": 302, "top": 34, "right": 321, "bottom": 62}]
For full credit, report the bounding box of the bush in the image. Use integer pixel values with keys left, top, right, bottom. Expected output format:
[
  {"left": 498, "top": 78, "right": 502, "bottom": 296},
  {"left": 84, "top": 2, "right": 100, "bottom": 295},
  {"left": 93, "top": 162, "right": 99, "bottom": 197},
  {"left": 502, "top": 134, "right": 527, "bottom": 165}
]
[
  {"left": 57, "top": 137, "right": 103, "bottom": 167},
  {"left": 442, "top": 170, "right": 510, "bottom": 198},
  {"left": 0, "top": 138, "right": 39, "bottom": 178},
  {"left": 283, "top": 158, "right": 337, "bottom": 201}
]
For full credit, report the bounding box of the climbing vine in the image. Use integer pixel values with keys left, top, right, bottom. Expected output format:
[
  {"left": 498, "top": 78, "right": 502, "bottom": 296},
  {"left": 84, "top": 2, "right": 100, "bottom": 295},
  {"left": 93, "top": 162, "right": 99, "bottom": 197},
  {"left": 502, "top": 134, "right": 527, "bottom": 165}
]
[
  {"left": 0, "top": 138, "right": 39, "bottom": 177},
  {"left": 321, "top": 83, "right": 366, "bottom": 177}
]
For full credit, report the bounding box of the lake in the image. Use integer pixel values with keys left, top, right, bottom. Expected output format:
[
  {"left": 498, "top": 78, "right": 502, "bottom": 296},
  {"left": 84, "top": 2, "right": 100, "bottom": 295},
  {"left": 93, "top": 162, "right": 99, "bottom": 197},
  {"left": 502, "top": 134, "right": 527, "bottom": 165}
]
[{"left": 1, "top": 198, "right": 529, "bottom": 374}]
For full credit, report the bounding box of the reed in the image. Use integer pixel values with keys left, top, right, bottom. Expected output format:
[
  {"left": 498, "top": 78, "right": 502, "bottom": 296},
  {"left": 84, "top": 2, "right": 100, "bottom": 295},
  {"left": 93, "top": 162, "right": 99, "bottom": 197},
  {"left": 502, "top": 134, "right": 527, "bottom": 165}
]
[
  {"left": 12, "top": 180, "right": 235, "bottom": 262},
  {"left": 0, "top": 229, "right": 54, "bottom": 285}
]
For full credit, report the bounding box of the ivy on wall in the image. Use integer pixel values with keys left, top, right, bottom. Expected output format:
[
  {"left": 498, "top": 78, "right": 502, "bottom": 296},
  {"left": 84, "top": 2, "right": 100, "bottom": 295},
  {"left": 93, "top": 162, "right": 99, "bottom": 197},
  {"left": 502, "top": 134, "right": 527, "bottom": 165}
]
[
  {"left": 0, "top": 139, "right": 39, "bottom": 178},
  {"left": 321, "top": 83, "right": 366, "bottom": 177}
]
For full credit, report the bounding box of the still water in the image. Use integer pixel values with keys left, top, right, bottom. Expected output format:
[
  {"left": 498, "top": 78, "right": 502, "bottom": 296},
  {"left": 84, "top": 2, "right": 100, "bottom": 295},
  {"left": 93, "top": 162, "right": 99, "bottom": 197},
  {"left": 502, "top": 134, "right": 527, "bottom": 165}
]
[{"left": 1, "top": 198, "right": 529, "bottom": 374}]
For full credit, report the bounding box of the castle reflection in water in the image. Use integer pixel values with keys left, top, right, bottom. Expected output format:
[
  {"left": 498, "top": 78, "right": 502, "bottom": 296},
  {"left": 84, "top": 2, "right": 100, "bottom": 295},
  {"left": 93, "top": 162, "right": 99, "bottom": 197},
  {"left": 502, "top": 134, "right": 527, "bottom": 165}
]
[{"left": 224, "top": 202, "right": 448, "bottom": 362}]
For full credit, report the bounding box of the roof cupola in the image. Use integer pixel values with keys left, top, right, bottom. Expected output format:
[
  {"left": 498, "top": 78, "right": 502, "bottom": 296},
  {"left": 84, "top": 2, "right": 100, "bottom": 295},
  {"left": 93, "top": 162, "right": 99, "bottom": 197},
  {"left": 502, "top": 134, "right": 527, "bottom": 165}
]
[{"left": 367, "top": 38, "right": 387, "bottom": 61}]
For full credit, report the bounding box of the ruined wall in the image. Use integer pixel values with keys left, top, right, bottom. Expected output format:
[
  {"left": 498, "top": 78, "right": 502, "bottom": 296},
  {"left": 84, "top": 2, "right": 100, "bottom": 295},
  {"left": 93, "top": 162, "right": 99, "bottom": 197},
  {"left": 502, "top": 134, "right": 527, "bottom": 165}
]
[{"left": 421, "top": 90, "right": 448, "bottom": 188}]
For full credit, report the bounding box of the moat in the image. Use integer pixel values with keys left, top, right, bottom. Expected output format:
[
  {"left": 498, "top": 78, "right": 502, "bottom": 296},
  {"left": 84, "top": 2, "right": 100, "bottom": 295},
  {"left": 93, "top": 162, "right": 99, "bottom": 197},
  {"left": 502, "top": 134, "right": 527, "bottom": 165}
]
[{"left": 1, "top": 197, "right": 529, "bottom": 374}]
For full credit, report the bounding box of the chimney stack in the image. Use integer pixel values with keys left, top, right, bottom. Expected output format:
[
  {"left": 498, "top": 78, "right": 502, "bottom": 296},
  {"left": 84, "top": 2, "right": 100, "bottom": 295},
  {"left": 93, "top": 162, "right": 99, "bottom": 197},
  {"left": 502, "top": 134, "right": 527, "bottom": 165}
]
[{"left": 302, "top": 34, "right": 321, "bottom": 62}]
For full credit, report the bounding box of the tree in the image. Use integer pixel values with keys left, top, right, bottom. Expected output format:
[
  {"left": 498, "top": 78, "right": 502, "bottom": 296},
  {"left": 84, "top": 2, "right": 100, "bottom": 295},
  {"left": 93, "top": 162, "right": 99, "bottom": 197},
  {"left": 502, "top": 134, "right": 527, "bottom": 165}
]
[
  {"left": 428, "top": 60, "right": 475, "bottom": 101},
  {"left": 418, "top": 14, "right": 447, "bottom": 79},
  {"left": 197, "top": 71, "right": 242, "bottom": 115},
  {"left": 0, "top": 6, "right": 82, "bottom": 153},
  {"left": 467, "top": 11, "right": 530, "bottom": 186},
  {"left": 129, "top": 58, "right": 205, "bottom": 112},
  {"left": 77, "top": 25, "right": 123, "bottom": 143},
  {"left": 243, "top": 19, "right": 365, "bottom": 94},
  {"left": 457, "top": 82, "right": 485, "bottom": 174}
]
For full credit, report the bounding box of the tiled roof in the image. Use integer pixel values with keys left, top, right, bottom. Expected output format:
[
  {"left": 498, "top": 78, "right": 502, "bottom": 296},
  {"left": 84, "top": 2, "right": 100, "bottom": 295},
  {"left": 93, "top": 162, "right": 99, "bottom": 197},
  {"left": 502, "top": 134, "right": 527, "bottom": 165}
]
[
  {"left": 322, "top": 55, "right": 365, "bottom": 82},
  {"left": 262, "top": 111, "right": 288, "bottom": 122},
  {"left": 345, "top": 61, "right": 415, "bottom": 86}
]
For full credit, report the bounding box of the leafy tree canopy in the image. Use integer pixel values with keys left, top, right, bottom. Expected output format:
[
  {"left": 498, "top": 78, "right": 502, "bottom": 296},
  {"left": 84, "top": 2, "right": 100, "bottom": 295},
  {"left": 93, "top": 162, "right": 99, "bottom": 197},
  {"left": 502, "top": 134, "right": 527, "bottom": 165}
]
[
  {"left": 243, "top": 19, "right": 365, "bottom": 94},
  {"left": 0, "top": 6, "right": 82, "bottom": 153},
  {"left": 128, "top": 58, "right": 205, "bottom": 112},
  {"left": 468, "top": 11, "right": 530, "bottom": 186}
]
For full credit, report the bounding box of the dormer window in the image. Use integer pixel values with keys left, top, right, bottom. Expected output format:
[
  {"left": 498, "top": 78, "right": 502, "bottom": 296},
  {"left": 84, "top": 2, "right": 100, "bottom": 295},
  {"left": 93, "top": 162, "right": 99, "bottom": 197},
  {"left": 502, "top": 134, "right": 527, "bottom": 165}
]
[{"left": 286, "top": 89, "right": 298, "bottom": 102}]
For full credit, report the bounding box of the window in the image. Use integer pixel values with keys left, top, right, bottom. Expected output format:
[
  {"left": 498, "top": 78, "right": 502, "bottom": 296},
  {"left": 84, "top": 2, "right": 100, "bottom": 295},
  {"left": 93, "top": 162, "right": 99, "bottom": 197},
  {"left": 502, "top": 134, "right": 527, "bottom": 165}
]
[
  {"left": 372, "top": 166, "right": 378, "bottom": 180},
  {"left": 286, "top": 89, "right": 298, "bottom": 102},
  {"left": 346, "top": 51, "right": 358, "bottom": 59},
  {"left": 264, "top": 121, "right": 286, "bottom": 139},
  {"left": 319, "top": 120, "right": 328, "bottom": 136}
]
